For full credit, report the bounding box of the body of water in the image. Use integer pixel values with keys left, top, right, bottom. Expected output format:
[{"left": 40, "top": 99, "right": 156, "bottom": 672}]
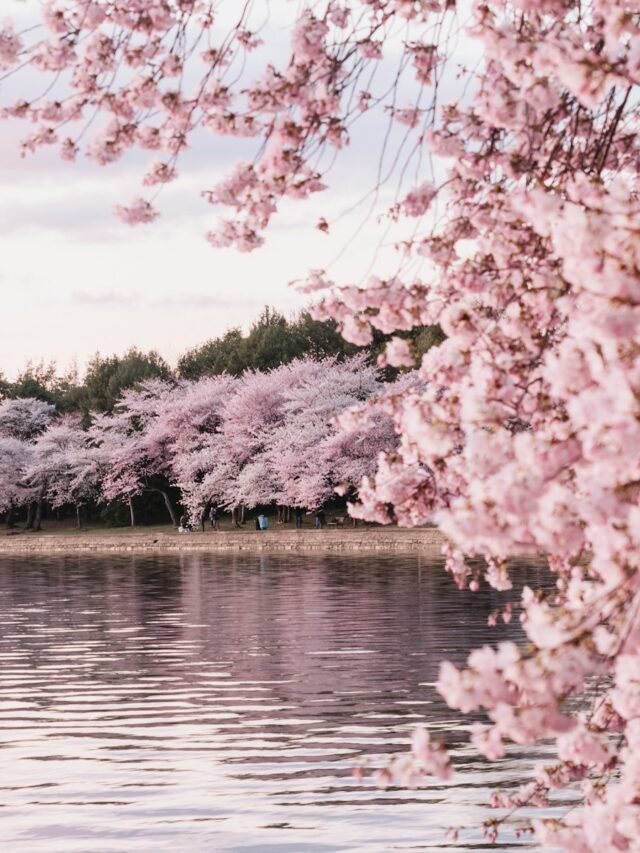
[{"left": 0, "top": 552, "right": 555, "bottom": 851}]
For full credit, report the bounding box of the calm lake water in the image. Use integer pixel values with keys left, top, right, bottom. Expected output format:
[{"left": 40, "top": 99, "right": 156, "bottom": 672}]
[{"left": 0, "top": 552, "right": 556, "bottom": 852}]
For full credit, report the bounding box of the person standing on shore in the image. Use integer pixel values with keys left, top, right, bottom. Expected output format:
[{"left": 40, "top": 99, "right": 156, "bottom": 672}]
[
  {"left": 294, "top": 507, "right": 303, "bottom": 529},
  {"left": 315, "top": 509, "right": 325, "bottom": 529},
  {"left": 209, "top": 505, "right": 221, "bottom": 532}
]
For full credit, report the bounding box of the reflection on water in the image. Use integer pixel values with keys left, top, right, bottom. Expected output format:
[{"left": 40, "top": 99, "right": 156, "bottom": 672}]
[{"left": 0, "top": 552, "right": 554, "bottom": 852}]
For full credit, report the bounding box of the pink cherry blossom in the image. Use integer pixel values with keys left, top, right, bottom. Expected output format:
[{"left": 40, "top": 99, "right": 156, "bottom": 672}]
[
  {"left": 114, "top": 198, "right": 159, "bottom": 225},
  {"left": 4, "top": 0, "right": 640, "bottom": 847},
  {"left": 0, "top": 26, "right": 22, "bottom": 70},
  {"left": 142, "top": 160, "right": 178, "bottom": 186}
]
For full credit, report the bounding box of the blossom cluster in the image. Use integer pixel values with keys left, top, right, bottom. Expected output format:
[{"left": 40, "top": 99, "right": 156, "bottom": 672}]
[{"left": 311, "top": 3, "right": 640, "bottom": 847}]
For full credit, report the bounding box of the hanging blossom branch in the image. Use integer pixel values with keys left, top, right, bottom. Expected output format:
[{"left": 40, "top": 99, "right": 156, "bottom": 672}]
[
  {"left": 3, "top": 1, "right": 640, "bottom": 849},
  {"left": 0, "top": 0, "right": 453, "bottom": 244}
]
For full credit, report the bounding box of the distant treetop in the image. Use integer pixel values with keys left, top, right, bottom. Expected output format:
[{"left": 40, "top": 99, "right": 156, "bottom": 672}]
[{"left": 0, "top": 308, "right": 443, "bottom": 412}]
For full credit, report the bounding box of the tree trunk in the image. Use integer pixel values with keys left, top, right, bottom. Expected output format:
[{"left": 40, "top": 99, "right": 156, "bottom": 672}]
[
  {"left": 34, "top": 499, "right": 43, "bottom": 532},
  {"left": 25, "top": 502, "right": 35, "bottom": 530},
  {"left": 76, "top": 504, "right": 82, "bottom": 529},
  {"left": 128, "top": 496, "right": 136, "bottom": 527},
  {"left": 158, "top": 489, "right": 179, "bottom": 527},
  {"left": 200, "top": 499, "right": 212, "bottom": 533},
  {"left": 240, "top": 503, "right": 246, "bottom": 525},
  {"left": 6, "top": 504, "right": 15, "bottom": 529}
]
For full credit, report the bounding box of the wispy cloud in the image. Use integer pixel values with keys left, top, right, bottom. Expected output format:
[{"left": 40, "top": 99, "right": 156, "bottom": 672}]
[
  {"left": 71, "top": 290, "right": 261, "bottom": 312},
  {"left": 150, "top": 293, "right": 251, "bottom": 310},
  {"left": 72, "top": 290, "right": 138, "bottom": 307}
]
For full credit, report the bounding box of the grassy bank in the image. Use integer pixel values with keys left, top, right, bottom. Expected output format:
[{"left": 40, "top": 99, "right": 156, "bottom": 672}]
[{"left": 0, "top": 524, "right": 444, "bottom": 554}]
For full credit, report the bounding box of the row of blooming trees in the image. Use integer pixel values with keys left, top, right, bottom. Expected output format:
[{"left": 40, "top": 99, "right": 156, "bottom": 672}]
[
  {"left": 0, "top": 356, "right": 397, "bottom": 528},
  {"left": 2, "top": 0, "right": 640, "bottom": 847}
]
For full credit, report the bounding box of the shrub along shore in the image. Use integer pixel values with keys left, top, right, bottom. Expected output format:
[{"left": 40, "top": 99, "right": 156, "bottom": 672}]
[{"left": 0, "top": 526, "right": 444, "bottom": 554}]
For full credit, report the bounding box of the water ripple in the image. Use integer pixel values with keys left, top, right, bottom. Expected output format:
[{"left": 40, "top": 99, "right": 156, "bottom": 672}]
[{"left": 0, "top": 552, "right": 555, "bottom": 852}]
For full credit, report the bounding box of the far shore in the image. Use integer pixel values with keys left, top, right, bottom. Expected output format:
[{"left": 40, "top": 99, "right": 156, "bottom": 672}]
[{"left": 0, "top": 525, "right": 445, "bottom": 555}]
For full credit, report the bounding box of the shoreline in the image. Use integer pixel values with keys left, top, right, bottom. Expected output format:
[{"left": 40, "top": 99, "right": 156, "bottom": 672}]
[{"left": 0, "top": 527, "right": 445, "bottom": 555}]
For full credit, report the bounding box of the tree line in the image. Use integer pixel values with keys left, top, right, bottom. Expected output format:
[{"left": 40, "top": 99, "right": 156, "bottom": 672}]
[
  {"left": 0, "top": 355, "right": 410, "bottom": 531},
  {"left": 0, "top": 306, "right": 442, "bottom": 416}
]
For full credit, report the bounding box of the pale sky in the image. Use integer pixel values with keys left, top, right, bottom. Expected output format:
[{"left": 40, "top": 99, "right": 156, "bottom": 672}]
[
  {"left": 0, "top": 137, "right": 398, "bottom": 378},
  {"left": 0, "top": 2, "right": 473, "bottom": 380}
]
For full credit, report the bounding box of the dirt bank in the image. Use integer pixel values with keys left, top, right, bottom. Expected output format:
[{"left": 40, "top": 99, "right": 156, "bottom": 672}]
[{"left": 0, "top": 527, "right": 444, "bottom": 555}]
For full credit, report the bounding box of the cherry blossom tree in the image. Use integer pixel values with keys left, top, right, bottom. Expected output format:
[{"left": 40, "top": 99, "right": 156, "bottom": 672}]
[
  {"left": 28, "top": 416, "right": 101, "bottom": 528},
  {"left": 211, "top": 359, "right": 317, "bottom": 511},
  {"left": 0, "top": 397, "right": 55, "bottom": 441},
  {"left": 174, "top": 357, "right": 382, "bottom": 518},
  {"left": 84, "top": 359, "right": 392, "bottom": 524},
  {"left": 0, "top": 398, "right": 56, "bottom": 527},
  {"left": 261, "top": 354, "right": 395, "bottom": 510},
  {"left": 91, "top": 379, "right": 183, "bottom": 525},
  {"left": 329, "top": 370, "right": 422, "bottom": 512},
  {"left": 154, "top": 373, "right": 238, "bottom": 526},
  {"left": 0, "top": 437, "right": 33, "bottom": 525},
  {"left": 2, "top": 0, "right": 640, "bottom": 847}
]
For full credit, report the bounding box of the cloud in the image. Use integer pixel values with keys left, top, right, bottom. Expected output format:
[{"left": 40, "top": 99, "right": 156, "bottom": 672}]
[
  {"left": 72, "top": 290, "right": 138, "bottom": 307},
  {"left": 150, "top": 293, "right": 252, "bottom": 310},
  {"left": 0, "top": 169, "right": 214, "bottom": 241},
  {"left": 70, "top": 289, "right": 265, "bottom": 312}
]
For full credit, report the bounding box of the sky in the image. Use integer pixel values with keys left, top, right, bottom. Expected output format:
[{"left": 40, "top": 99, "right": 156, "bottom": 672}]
[
  {"left": 0, "top": 1, "right": 471, "bottom": 380},
  {"left": 0, "top": 114, "right": 405, "bottom": 379},
  {"left": 0, "top": 135, "right": 395, "bottom": 378}
]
